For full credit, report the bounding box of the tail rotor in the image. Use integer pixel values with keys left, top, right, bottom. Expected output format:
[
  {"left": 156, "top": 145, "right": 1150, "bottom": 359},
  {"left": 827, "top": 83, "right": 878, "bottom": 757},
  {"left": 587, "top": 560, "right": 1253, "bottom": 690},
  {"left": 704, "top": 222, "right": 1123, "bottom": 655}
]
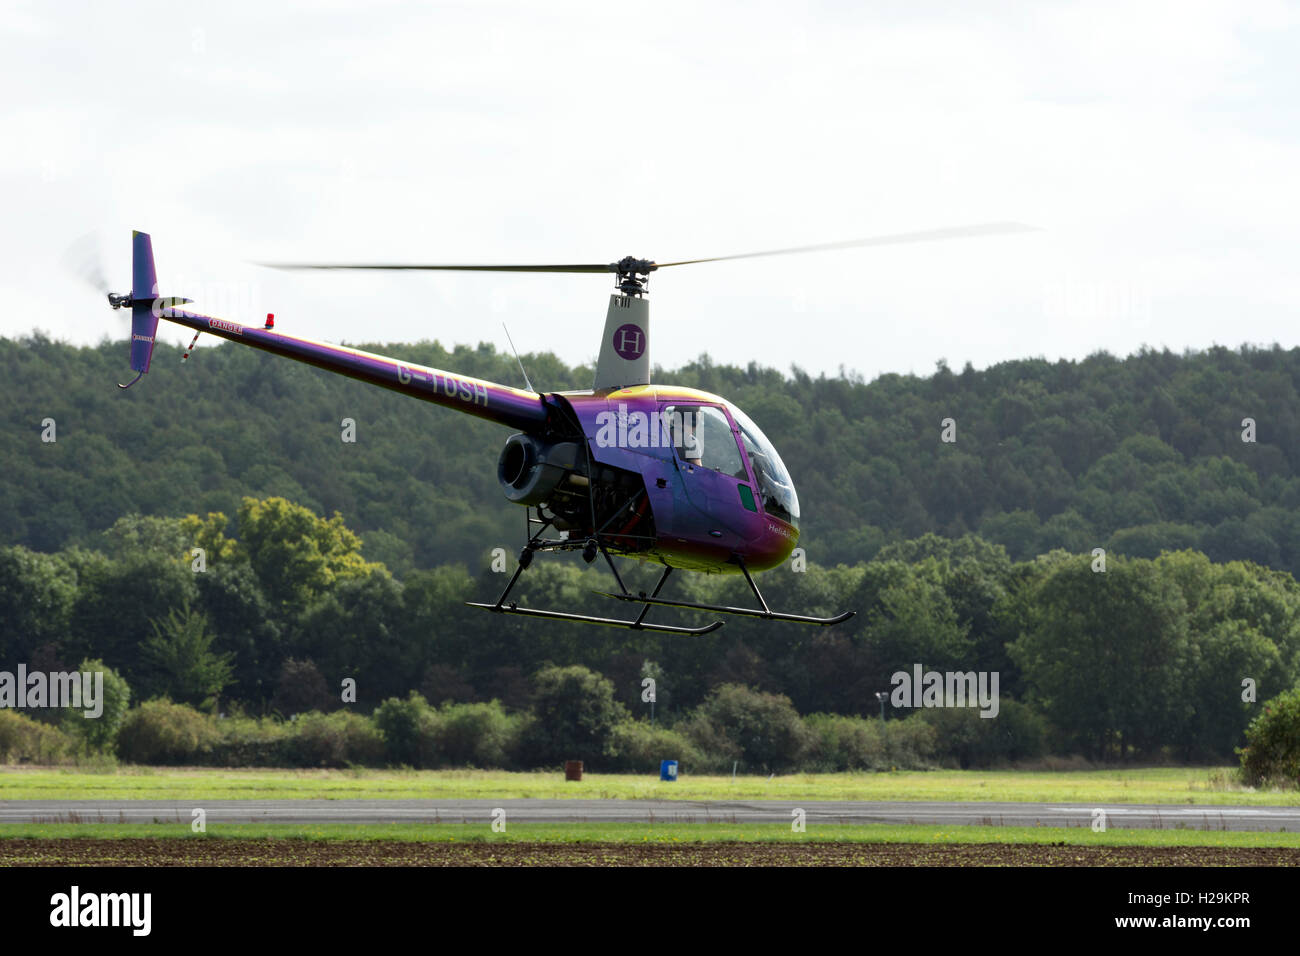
[{"left": 89, "top": 230, "right": 192, "bottom": 389}]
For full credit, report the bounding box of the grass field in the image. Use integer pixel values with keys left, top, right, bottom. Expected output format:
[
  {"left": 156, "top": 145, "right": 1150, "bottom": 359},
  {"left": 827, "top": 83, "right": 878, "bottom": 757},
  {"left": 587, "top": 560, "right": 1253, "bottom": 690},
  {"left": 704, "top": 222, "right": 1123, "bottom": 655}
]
[
  {"left": 1, "top": 765, "right": 1294, "bottom": 804},
  {"left": 3, "top": 820, "right": 1299, "bottom": 846}
]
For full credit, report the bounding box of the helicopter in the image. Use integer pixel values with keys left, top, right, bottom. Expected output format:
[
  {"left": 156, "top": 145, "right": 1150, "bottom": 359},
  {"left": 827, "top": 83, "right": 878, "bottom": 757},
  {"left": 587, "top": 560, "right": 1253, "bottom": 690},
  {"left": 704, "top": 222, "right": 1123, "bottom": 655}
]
[{"left": 103, "top": 224, "right": 1032, "bottom": 635}]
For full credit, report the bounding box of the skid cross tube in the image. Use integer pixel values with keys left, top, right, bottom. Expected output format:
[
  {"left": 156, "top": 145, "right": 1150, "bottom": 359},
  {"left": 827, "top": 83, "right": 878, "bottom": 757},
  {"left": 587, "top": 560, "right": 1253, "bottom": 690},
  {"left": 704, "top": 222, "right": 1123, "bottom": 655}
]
[
  {"left": 631, "top": 566, "right": 674, "bottom": 628},
  {"left": 599, "top": 556, "right": 856, "bottom": 627},
  {"left": 597, "top": 539, "right": 631, "bottom": 594},
  {"left": 469, "top": 522, "right": 723, "bottom": 635},
  {"left": 738, "top": 559, "right": 771, "bottom": 615}
]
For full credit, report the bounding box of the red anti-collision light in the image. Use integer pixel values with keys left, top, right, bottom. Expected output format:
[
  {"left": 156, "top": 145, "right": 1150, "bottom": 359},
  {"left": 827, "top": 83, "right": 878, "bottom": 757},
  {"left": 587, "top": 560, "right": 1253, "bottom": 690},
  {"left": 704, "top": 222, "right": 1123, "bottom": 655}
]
[{"left": 265, "top": 313, "right": 275, "bottom": 329}]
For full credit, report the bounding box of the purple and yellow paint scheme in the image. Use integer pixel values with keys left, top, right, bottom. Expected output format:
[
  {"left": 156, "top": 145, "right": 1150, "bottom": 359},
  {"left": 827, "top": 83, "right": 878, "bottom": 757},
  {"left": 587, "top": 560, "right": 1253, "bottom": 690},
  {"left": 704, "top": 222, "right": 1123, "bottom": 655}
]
[
  {"left": 558, "top": 385, "right": 800, "bottom": 573},
  {"left": 116, "top": 232, "right": 849, "bottom": 630},
  {"left": 158, "top": 306, "right": 548, "bottom": 433},
  {"left": 148, "top": 309, "right": 800, "bottom": 573}
]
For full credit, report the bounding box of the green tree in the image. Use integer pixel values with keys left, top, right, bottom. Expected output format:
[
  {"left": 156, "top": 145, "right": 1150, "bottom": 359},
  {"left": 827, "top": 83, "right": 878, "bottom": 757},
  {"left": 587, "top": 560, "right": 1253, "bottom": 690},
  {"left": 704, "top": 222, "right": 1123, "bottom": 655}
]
[
  {"left": 0, "top": 545, "right": 76, "bottom": 662},
  {"left": 684, "top": 683, "right": 813, "bottom": 772},
  {"left": 60, "top": 658, "right": 131, "bottom": 753},
  {"left": 67, "top": 550, "right": 199, "bottom": 681},
  {"left": 194, "top": 560, "right": 283, "bottom": 708},
  {"left": 852, "top": 559, "right": 973, "bottom": 676},
  {"left": 93, "top": 514, "right": 191, "bottom": 563},
  {"left": 373, "top": 692, "right": 439, "bottom": 767},
  {"left": 138, "top": 603, "right": 235, "bottom": 711},
  {"left": 1007, "top": 555, "right": 1191, "bottom": 760},
  {"left": 1158, "top": 551, "right": 1299, "bottom": 758},
  {"left": 235, "top": 497, "right": 379, "bottom": 611},
  {"left": 524, "top": 665, "right": 628, "bottom": 767},
  {"left": 1239, "top": 686, "right": 1300, "bottom": 787}
]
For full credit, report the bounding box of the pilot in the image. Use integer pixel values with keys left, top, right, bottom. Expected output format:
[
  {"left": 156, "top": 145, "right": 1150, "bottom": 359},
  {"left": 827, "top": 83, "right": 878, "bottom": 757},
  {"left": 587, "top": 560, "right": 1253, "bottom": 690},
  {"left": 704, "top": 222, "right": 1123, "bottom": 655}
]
[{"left": 676, "top": 412, "right": 702, "bottom": 467}]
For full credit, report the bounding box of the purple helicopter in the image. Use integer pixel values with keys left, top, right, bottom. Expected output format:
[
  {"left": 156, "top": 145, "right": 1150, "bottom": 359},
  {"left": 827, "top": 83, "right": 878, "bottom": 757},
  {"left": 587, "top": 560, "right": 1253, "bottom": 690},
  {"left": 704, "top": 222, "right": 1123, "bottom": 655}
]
[{"left": 108, "top": 225, "right": 1032, "bottom": 634}]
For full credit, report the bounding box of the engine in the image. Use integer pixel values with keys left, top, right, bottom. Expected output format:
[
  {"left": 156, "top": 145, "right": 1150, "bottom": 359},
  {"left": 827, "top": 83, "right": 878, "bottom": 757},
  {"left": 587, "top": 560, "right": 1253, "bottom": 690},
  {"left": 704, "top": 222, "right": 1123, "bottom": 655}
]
[
  {"left": 496, "top": 432, "right": 655, "bottom": 547},
  {"left": 497, "top": 433, "right": 586, "bottom": 507}
]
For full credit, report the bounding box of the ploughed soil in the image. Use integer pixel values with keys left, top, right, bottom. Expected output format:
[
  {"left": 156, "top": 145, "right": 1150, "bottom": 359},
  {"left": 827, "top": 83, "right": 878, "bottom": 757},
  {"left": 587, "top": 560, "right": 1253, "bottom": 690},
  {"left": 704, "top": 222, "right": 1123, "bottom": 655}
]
[{"left": 2, "top": 840, "right": 1298, "bottom": 866}]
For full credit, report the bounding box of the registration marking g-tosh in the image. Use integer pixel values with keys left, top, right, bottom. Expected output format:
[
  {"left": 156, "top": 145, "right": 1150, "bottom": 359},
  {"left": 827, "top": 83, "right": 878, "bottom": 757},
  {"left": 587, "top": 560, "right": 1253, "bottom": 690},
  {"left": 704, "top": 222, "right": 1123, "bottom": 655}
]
[{"left": 396, "top": 364, "right": 488, "bottom": 406}]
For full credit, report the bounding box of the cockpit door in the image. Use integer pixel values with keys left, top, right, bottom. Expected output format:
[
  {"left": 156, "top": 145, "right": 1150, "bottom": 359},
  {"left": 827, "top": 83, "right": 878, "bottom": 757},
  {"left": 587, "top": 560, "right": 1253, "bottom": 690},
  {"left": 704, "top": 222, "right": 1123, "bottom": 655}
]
[{"left": 661, "top": 403, "right": 753, "bottom": 537}]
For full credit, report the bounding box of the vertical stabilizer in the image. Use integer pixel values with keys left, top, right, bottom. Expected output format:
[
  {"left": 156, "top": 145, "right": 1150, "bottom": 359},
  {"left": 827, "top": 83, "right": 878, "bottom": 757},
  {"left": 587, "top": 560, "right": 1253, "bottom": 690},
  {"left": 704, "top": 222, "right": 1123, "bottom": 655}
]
[
  {"left": 593, "top": 293, "right": 649, "bottom": 390},
  {"left": 129, "top": 231, "right": 160, "bottom": 374}
]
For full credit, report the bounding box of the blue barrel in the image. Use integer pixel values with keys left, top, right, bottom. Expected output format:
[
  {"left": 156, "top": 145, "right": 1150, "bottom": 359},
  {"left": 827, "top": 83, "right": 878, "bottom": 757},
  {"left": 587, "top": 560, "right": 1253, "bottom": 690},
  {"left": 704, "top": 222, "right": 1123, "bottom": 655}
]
[{"left": 660, "top": 759, "right": 678, "bottom": 781}]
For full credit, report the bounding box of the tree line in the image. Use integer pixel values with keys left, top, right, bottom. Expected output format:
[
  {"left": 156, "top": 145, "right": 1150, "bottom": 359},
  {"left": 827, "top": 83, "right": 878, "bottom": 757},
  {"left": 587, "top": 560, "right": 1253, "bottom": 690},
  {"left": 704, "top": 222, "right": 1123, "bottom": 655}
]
[
  {"left": 6, "top": 335, "right": 1300, "bottom": 579},
  {"left": 3, "top": 498, "right": 1298, "bottom": 763}
]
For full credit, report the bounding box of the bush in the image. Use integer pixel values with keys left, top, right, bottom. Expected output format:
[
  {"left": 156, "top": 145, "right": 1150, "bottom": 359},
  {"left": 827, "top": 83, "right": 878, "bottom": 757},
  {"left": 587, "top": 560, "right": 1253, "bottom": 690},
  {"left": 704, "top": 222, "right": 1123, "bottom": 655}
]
[
  {"left": 434, "top": 701, "right": 519, "bottom": 768},
  {"left": 675, "top": 710, "right": 743, "bottom": 773},
  {"left": 116, "top": 699, "right": 218, "bottom": 764},
  {"left": 206, "top": 715, "right": 290, "bottom": 767},
  {"left": 804, "top": 713, "right": 886, "bottom": 771},
  {"left": 918, "top": 699, "right": 1047, "bottom": 768},
  {"left": 606, "top": 720, "right": 705, "bottom": 773},
  {"left": 126, "top": 708, "right": 385, "bottom": 768},
  {"left": 374, "top": 692, "right": 441, "bottom": 768},
  {"left": 0, "top": 709, "right": 74, "bottom": 764},
  {"left": 524, "top": 665, "right": 628, "bottom": 768},
  {"left": 1239, "top": 687, "right": 1300, "bottom": 787},
  {"left": 882, "top": 714, "right": 938, "bottom": 768},
  {"left": 684, "top": 684, "right": 814, "bottom": 773},
  {"left": 271, "top": 658, "right": 337, "bottom": 716},
  {"left": 59, "top": 658, "right": 131, "bottom": 754},
  {"left": 283, "top": 710, "right": 385, "bottom": 767}
]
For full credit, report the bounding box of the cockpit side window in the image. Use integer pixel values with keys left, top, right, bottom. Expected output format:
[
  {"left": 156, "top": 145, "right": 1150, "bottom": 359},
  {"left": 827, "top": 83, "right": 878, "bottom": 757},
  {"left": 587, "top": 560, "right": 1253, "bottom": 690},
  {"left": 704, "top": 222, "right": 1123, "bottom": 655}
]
[
  {"left": 662, "top": 405, "right": 747, "bottom": 480},
  {"left": 728, "top": 404, "right": 800, "bottom": 527}
]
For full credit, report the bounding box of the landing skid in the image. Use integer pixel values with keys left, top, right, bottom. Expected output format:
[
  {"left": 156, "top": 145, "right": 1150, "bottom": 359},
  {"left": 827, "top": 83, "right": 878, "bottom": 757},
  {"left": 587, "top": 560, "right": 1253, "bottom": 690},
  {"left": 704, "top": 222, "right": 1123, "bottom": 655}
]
[
  {"left": 465, "top": 507, "right": 852, "bottom": 633},
  {"left": 598, "top": 592, "right": 854, "bottom": 626},
  {"left": 466, "top": 516, "right": 726, "bottom": 635},
  {"left": 466, "top": 600, "right": 724, "bottom": 635},
  {"left": 599, "top": 557, "right": 855, "bottom": 626}
]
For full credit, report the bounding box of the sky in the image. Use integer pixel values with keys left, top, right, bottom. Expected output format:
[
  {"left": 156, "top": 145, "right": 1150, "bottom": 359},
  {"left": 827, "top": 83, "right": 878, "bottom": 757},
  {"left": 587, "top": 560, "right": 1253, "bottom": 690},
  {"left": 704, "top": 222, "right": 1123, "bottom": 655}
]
[{"left": 4, "top": 0, "right": 1298, "bottom": 383}]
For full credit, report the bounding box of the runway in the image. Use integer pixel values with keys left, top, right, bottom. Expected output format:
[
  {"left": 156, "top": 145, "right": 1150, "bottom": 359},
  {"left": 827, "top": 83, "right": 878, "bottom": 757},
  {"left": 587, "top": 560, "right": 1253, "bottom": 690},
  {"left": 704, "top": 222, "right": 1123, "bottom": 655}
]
[{"left": 2, "top": 799, "right": 1297, "bottom": 831}]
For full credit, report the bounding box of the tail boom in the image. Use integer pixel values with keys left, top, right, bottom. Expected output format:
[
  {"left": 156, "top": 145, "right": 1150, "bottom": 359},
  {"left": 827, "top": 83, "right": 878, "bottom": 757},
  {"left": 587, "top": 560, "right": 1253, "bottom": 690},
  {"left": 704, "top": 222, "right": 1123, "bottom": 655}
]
[{"left": 157, "top": 307, "right": 548, "bottom": 431}]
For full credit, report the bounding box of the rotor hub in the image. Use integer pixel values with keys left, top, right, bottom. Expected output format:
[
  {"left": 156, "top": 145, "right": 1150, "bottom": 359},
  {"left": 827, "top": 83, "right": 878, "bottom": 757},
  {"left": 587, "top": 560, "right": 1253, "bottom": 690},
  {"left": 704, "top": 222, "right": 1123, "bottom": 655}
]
[{"left": 610, "top": 256, "right": 657, "bottom": 297}]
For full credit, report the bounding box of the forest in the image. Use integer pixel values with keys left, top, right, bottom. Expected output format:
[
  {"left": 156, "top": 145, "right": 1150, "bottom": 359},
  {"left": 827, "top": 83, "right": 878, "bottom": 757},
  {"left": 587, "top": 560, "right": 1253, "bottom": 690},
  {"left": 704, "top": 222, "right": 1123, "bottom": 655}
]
[
  {"left": 3, "top": 334, "right": 1300, "bottom": 767},
  {"left": 6, "top": 336, "right": 1300, "bottom": 576}
]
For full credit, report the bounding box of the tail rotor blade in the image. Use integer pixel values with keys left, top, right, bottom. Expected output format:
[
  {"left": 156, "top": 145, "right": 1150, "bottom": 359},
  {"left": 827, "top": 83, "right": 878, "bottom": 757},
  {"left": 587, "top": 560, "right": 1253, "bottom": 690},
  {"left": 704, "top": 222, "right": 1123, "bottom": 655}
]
[{"left": 62, "top": 231, "right": 110, "bottom": 294}]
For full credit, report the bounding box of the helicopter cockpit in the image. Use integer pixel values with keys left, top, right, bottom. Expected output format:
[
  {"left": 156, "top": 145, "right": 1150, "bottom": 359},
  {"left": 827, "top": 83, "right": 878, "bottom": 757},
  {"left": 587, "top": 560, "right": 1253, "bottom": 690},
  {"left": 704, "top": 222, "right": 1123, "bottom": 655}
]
[
  {"left": 663, "top": 400, "right": 800, "bottom": 530},
  {"left": 726, "top": 403, "right": 800, "bottom": 529}
]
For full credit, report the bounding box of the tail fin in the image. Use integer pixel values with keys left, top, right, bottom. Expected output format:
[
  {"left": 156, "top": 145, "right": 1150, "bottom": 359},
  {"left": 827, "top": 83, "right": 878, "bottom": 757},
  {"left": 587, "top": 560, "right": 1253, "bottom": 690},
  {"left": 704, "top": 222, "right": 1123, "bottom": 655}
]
[
  {"left": 118, "top": 231, "right": 191, "bottom": 388},
  {"left": 128, "top": 231, "right": 160, "bottom": 375},
  {"left": 593, "top": 293, "right": 650, "bottom": 390}
]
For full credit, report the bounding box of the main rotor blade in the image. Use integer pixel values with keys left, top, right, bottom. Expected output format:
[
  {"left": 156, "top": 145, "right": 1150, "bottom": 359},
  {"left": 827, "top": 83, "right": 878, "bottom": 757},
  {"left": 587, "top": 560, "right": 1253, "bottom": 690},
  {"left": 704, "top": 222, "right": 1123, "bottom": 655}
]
[
  {"left": 260, "top": 221, "right": 1038, "bottom": 276},
  {"left": 262, "top": 262, "right": 613, "bottom": 273},
  {"left": 655, "top": 222, "right": 1039, "bottom": 268}
]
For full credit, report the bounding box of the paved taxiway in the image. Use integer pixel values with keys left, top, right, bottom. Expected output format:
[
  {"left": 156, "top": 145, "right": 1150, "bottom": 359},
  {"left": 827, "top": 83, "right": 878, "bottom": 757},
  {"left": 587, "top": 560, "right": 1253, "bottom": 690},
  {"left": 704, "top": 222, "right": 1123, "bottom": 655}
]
[{"left": 2, "top": 799, "right": 1297, "bottom": 831}]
